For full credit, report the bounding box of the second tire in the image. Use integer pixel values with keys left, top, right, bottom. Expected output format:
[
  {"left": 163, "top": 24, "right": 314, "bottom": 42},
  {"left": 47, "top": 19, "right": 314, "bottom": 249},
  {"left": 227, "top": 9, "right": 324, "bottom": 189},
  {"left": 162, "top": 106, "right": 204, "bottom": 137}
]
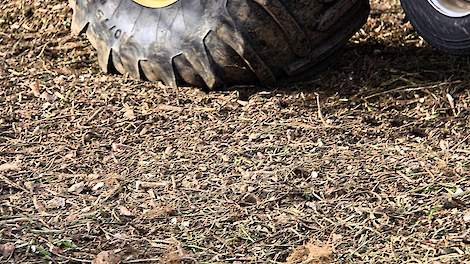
[{"left": 401, "top": 0, "right": 470, "bottom": 55}]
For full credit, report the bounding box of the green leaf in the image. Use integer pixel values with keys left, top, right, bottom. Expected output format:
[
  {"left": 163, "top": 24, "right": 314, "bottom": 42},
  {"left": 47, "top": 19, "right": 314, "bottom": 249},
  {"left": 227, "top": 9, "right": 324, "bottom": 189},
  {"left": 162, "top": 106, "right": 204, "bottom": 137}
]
[
  {"left": 54, "top": 240, "right": 77, "bottom": 249},
  {"left": 36, "top": 245, "right": 51, "bottom": 259}
]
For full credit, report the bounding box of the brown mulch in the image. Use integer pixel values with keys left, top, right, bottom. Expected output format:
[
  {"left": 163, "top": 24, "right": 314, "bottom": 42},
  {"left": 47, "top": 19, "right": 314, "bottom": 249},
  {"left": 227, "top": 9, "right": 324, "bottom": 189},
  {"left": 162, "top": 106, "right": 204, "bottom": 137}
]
[{"left": 1, "top": 0, "right": 470, "bottom": 263}]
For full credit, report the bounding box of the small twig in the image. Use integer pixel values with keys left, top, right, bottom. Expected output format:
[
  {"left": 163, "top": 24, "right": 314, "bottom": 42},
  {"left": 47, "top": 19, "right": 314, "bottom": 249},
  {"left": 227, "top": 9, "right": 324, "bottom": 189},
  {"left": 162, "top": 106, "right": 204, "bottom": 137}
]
[
  {"left": 0, "top": 217, "right": 30, "bottom": 225},
  {"left": 52, "top": 252, "right": 92, "bottom": 263},
  {"left": 363, "top": 81, "right": 462, "bottom": 100},
  {"left": 83, "top": 108, "right": 103, "bottom": 126},
  {"left": 0, "top": 175, "right": 29, "bottom": 193},
  {"left": 455, "top": 149, "right": 470, "bottom": 154},
  {"left": 171, "top": 174, "right": 176, "bottom": 191},
  {"left": 315, "top": 93, "right": 328, "bottom": 126},
  {"left": 450, "top": 133, "right": 470, "bottom": 151},
  {"left": 123, "top": 258, "right": 161, "bottom": 263},
  {"left": 31, "top": 229, "right": 63, "bottom": 234}
]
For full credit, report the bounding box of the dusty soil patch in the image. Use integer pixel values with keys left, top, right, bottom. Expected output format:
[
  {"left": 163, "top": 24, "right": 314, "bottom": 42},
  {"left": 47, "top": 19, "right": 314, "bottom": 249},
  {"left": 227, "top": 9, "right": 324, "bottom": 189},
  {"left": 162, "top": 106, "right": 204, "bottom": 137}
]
[{"left": 1, "top": 0, "right": 470, "bottom": 263}]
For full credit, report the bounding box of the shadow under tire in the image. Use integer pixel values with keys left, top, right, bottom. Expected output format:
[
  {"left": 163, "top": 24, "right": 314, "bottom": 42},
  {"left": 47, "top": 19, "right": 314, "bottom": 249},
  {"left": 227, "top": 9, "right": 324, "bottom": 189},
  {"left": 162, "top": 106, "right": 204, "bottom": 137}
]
[
  {"left": 401, "top": 0, "right": 470, "bottom": 55},
  {"left": 70, "top": 0, "right": 370, "bottom": 89}
]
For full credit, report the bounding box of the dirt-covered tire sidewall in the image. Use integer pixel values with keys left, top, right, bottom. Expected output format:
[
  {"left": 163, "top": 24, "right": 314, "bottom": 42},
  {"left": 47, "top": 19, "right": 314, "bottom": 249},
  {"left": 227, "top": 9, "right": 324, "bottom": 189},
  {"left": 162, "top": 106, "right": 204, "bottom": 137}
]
[
  {"left": 401, "top": 0, "right": 470, "bottom": 54},
  {"left": 71, "top": 0, "right": 370, "bottom": 88}
]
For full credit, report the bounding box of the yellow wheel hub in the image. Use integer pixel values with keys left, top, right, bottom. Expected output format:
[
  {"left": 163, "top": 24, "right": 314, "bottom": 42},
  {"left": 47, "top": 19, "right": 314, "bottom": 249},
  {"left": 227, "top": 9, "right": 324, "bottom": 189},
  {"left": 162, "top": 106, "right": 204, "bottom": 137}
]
[{"left": 132, "top": 0, "right": 178, "bottom": 8}]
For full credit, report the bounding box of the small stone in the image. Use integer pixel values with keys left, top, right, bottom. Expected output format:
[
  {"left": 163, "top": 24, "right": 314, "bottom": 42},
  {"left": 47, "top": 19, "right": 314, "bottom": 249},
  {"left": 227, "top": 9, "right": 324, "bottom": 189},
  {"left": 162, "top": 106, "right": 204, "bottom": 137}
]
[{"left": 311, "top": 171, "right": 319, "bottom": 178}]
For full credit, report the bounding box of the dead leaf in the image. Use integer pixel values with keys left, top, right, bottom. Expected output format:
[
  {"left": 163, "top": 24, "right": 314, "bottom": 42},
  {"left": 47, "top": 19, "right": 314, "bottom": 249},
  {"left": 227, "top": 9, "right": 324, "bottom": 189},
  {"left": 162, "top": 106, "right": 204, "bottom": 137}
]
[
  {"left": 92, "top": 182, "right": 105, "bottom": 191},
  {"left": 305, "top": 202, "right": 316, "bottom": 210},
  {"left": 439, "top": 140, "right": 449, "bottom": 151},
  {"left": 118, "top": 206, "right": 133, "bottom": 217},
  {"left": 447, "top": 93, "right": 455, "bottom": 110},
  {"left": 64, "top": 151, "right": 76, "bottom": 160},
  {"left": 24, "top": 181, "right": 35, "bottom": 192},
  {"left": 52, "top": 3, "right": 67, "bottom": 10},
  {"left": 123, "top": 104, "right": 135, "bottom": 120},
  {"left": 0, "top": 162, "right": 21, "bottom": 173},
  {"left": 239, "top": 193, "right": 259, "bottom": 206},
  {"left": 92, "top": 250, "right": 121, "bottom": 264},
  {"left": 0, "top": 243, "right": 15, "bottom": 257},
  {"left": 160, "top": 242, "right": 189, "bottom": 264},
  {"left": 181, "top": 178, "right": 198, "bottom": 189},
  {"left": 46, "top": 197, "right": 66, "bottom": 209},
  {"left": 331, "top": 233, "right": 343, "bottom": 243},
  {"left": 68, "top": 182, "right": 85, "bottom": 194},
  {"left": 40, "top": 91, "right": 57, "bottom": 102},
  {"left": 32, "top": 196, "right": 46, "bottom": 213},
  {"left": 237, "top": 100, "right": 248, "bottom": 106},
  {"left": 286, "top": 242, "right": 332, "bottom": 264},
  {"left": 87, "top": 174, "right": 100, "bottom": 180},
  {"left": 157, "top": 104, "right": 183, "bottom": 112},
  {"left": 30, "top": 80, "right": 41, "bottom": 97},
  {"left": 49, "top": 245, "right": 62, "bottom": 255},
  {"left": 112, "top": 143, "right": 128, "bottom": 152},
  {"left": 54, "top": 91, "right": 65, "bottom": 100},
  {"left": 147, "top": 189, "right": 156, "bottom": 199},
  {"left": 142, "top": 205, "right": 175, "bottom": 220}
]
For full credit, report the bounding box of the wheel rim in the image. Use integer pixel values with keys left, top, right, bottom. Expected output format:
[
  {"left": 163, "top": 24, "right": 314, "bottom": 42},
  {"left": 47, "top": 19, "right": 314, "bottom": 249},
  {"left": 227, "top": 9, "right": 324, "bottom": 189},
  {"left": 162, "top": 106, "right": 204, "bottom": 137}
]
[
  {"left": 427, "top": 0, "right": 470, "bottom": 17},
  {"left": 132, "top": 0, "right": 178, "bottom": 8}
]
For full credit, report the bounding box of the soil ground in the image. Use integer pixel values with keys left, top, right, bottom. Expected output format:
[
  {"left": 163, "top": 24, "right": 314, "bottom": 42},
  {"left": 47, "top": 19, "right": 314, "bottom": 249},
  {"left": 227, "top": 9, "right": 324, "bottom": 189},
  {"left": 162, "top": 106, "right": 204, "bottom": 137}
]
[{"left": 1, "top": 0, "right": 470, "bottom": 263}]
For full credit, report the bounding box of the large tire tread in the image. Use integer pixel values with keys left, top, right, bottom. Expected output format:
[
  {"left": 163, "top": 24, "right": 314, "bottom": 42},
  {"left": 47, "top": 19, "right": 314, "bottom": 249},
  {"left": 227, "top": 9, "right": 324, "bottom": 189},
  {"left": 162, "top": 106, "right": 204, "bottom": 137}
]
[{"left": 70, "top": 0, "right": 370, "bottom": 88}]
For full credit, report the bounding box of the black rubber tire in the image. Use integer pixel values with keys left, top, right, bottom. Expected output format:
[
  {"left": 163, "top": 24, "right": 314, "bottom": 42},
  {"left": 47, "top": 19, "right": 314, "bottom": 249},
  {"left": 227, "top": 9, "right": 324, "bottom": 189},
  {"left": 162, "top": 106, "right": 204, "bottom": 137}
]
[
  {"left": 70, "top": 0, "right": 370, "bottom": 89},
  {"left": 401, "top": 0, "right": 470, "bottom": 55}
]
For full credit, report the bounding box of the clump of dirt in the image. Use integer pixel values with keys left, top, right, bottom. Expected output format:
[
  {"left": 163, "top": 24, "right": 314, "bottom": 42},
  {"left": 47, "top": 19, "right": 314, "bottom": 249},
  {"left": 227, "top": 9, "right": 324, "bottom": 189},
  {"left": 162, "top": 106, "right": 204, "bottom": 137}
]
[
  {"left": 286, "top": 242, "right": 332, "bottom": 264},
  {"left": 1, "top": 0, "right": 470, "bottom": 263}
]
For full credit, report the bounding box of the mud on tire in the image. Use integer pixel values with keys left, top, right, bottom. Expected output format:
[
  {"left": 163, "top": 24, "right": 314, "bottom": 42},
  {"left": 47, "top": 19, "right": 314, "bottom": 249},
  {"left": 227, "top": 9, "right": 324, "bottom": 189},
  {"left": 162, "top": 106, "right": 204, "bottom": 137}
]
[{"left": 70, "top": 0, "right": 370, "bottom": 88}]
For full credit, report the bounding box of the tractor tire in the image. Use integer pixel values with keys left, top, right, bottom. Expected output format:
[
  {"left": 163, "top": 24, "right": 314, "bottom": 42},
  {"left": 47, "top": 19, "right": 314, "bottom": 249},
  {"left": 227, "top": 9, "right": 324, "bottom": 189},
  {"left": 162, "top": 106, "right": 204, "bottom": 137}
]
[
  {"left": 70, "top": 0, "right": 370, "bottom": 89},
  {"left": 401, "top": 0, "right": 470, "bottom": 55}
]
